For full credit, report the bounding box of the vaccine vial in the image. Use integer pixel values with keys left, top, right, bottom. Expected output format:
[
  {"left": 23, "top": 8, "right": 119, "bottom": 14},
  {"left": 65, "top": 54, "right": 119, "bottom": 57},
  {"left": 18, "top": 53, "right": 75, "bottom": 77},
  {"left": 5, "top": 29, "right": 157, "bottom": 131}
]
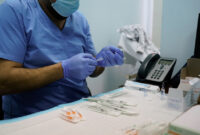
[{"left": 160, "top": 82, "right": 166, "bottom": 100}]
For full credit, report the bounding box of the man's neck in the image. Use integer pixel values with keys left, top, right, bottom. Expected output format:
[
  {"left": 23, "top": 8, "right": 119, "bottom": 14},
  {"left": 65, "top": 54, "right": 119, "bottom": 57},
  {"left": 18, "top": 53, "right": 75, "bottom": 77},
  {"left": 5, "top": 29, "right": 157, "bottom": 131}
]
[{"left": 38, "top": 0, "right": 66, "bottom": 30}]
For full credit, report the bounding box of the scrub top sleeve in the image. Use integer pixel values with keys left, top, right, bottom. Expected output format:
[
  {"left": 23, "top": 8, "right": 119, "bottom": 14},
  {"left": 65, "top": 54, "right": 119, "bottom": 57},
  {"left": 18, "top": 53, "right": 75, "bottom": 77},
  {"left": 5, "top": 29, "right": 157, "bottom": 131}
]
[
  {"left": 0, "top": 2, "right": 27, "bottom": 64},
  {"left": 84, "top": 20, "right": 97, "bottom": 56}
]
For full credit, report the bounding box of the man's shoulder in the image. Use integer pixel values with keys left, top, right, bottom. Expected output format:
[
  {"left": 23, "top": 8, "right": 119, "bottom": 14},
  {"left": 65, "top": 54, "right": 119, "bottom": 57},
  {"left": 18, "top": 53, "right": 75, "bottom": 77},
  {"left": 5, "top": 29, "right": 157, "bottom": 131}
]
[
  {"left": 4, "top": 0, "right": 27, "bottom": 9},
  {"left": 2, "top": 0, "right": 35, "bottom": 14},
  {"left": 72, "top": 11, "right": 89, "bottom": 28},
  {"left": 73, "top": 11, "right": 87, "bottom": 21},
  {"left": 0, "top": 0, "right": 23, "bottom": 20}
]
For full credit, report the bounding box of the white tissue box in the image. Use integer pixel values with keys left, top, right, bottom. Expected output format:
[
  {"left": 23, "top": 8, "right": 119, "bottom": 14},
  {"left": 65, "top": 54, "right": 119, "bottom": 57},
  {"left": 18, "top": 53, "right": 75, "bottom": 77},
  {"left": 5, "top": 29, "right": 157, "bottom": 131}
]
[
  {"left": 167, "top": 88, "right": 192, "bottom": 112},
  {"left": 168, "top": 105, "right": 200, "bottom": 135}
]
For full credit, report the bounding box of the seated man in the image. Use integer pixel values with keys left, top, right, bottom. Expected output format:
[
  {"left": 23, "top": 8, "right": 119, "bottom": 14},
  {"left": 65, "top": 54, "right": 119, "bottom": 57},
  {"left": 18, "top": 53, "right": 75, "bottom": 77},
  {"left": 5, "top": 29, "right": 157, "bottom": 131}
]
[{"left": 0, "top": 0, "right": 124, "bottom": 119}]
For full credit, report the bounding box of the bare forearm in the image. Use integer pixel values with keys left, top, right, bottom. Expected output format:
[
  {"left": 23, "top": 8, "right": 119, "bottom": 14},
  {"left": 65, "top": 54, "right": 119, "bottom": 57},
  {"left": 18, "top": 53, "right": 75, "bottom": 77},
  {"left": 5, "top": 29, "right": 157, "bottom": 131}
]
[
  {"left": 0, "top": 63, "right": 63, "bottom": 95},
  {"left": 90, "top": 66, "right": 104, "bottom": 77}
]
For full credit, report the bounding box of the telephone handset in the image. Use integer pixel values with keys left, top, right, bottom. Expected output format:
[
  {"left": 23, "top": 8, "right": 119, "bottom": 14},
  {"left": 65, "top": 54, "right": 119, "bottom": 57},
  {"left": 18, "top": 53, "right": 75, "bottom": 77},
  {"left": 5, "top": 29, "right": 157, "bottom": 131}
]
[{"left": 136, "top": 53, "right": 176, "bottom": 85}]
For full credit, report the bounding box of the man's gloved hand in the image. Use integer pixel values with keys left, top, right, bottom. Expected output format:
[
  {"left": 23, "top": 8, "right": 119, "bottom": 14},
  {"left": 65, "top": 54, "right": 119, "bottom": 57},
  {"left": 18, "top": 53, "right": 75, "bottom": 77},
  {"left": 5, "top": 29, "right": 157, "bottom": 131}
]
[
  {"left": 62, "top": 53, "right": 97, "bottom": 80},
  {"left": 96, "top": 46, "right": 124, "bottom": 67}
]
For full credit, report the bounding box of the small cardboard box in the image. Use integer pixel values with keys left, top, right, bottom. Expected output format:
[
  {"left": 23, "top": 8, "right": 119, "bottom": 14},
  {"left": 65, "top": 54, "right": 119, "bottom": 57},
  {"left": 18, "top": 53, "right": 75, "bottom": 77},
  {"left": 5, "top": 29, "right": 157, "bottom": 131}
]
[
  {"left": 181, "top": 58, "right": 200, "bottom": 79},
  {"left": 180, "top": 58, "right": 200, "bottom": 104}
]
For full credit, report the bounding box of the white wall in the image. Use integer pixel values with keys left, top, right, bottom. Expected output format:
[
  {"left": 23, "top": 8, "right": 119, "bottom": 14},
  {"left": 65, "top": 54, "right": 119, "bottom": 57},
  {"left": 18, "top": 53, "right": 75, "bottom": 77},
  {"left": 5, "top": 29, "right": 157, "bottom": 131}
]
[
  {"left": 142, "top": 0, "right": 154, "bottom": 38},
  {"left": 160, "top": 0, "right": 200, "bottom": 76},
  {"left": 0, "top": 0, "right": 4, "bottom": 4},
  {"left": 152, "top": 0, "right": 163, "bottom": 48},
  {"left": 79, "top": 0, "right": 145, "bottom": 95}
]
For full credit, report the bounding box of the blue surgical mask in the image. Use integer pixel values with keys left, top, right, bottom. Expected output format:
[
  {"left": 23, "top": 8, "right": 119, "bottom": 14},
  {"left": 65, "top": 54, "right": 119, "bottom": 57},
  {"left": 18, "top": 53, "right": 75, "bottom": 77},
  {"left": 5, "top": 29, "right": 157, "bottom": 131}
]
[{"left": 51, "top": 0, "right": 79, "bottom": 17}]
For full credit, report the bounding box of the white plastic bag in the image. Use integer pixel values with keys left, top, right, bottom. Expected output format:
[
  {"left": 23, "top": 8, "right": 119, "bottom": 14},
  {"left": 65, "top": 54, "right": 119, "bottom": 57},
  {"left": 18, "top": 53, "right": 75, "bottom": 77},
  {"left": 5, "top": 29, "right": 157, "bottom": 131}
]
[{"left": 118, "top": 24, "right": 160, "bottom": 63}]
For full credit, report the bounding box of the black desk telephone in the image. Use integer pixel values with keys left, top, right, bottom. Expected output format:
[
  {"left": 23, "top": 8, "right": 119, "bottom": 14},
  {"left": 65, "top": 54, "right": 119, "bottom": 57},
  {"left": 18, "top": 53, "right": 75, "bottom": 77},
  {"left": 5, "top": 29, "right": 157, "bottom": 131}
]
[{"left": 136, "top": 53, "right": 176, "bottom": 86}]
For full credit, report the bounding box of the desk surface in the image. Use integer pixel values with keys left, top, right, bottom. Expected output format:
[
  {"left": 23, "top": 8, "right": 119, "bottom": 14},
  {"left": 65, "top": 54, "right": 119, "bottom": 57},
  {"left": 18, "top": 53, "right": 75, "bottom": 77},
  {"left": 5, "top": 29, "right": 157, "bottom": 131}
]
[{"left": 0, "top": 88, "right": 182, "bottom": 135}]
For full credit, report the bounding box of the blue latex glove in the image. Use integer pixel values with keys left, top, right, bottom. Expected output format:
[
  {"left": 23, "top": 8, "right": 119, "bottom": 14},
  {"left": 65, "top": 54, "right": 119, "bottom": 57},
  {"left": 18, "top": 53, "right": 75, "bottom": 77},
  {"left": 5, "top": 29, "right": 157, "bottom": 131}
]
[
  {"left": 62, "top": 53, "right": 97, "bottom": 80},
  {"left": 96, "top": 46, "right": 124, "bottom": 67}
]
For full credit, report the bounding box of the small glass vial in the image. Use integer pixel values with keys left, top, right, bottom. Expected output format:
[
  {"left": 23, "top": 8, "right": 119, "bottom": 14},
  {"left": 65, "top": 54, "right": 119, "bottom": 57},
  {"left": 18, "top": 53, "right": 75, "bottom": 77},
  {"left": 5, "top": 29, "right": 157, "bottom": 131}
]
[{"left": 160, "top": 82, "right": 166, "bottom": 100}]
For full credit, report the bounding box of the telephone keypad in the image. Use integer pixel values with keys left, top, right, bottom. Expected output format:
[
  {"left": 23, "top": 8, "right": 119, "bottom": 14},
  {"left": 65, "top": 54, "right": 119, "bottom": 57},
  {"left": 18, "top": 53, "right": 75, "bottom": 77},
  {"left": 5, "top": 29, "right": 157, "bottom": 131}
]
[
  {"left": 145, "top": 58, "right": 176, "bottom": 83},
  {"left": 150, "top": 69, "right": 165, "bottom": 81},
  {"left": 151, "top": 70, "right": 164, "bottom": 79}
]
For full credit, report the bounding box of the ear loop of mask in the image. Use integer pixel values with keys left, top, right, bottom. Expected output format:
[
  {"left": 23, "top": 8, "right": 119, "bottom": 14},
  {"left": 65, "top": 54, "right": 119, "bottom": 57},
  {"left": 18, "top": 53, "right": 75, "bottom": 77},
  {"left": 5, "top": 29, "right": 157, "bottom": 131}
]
[{"left": 46, "top": 0, "right": 67, "bottom": 20}]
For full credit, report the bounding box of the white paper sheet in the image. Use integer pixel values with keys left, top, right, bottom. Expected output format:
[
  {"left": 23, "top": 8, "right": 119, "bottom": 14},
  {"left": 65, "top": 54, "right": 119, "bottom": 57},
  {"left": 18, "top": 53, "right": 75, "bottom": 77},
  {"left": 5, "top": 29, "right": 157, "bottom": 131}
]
[{"left": 0, "top": 88, "right": 182, "bottom": 135}]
